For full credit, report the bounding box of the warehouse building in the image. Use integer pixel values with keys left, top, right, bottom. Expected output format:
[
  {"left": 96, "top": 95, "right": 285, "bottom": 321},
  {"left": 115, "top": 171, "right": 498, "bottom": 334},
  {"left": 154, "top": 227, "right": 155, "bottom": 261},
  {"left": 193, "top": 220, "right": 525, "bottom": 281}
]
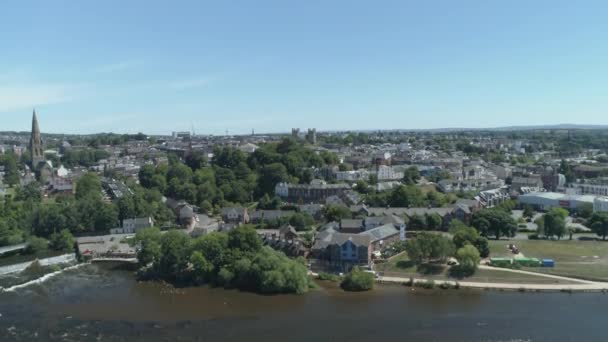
[{"left": 518, "top": 192, "right": 595, "bottom": 211}]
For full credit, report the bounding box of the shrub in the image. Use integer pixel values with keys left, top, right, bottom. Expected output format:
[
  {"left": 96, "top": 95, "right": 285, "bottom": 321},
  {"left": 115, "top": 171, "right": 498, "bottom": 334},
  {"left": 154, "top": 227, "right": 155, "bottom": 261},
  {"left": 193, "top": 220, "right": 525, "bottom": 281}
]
[
  {"left": 25, "top": 236, "right": 48, "bottom": 254},
  {"left": 318, "top": 272, "right": 340, "bottom": 282},
  {"left": 415, "top": 280, "right": 435, "bottom": 289},
  {"left": 48, "top": 264, "right": 61, "bottom": 273},
  {"left": 439, "top": 282, "right": 451, "bottom": 290},
  {"left": 340, "top": 267, "right": 374, "bottom": 292},
  {"left": 49, "top": 230, "right": 75, "bottom": 252}
]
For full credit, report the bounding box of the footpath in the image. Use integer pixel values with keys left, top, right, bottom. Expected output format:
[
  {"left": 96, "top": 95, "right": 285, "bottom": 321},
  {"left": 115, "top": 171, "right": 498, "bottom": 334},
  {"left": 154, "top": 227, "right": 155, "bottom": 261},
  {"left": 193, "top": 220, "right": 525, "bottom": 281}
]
[{"left": 377, "top": 266, "right": 608, "bottom": 292}]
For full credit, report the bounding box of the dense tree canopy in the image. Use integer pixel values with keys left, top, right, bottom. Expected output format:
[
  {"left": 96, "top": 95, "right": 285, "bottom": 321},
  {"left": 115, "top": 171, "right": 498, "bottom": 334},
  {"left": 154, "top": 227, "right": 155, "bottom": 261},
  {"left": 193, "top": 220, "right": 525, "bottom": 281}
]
[
  {"left": 450, "top": 220, "right": 489, "bottom": 258},
  {"left": 133, "top": 226, "right": 311, "bottom": 294},
  {"left": 471, "top": 209, "right": 517, "bottom": 240},
  {"left": 1, "top": 152, "right": 20, "bottom": 186},
  {"left": 406, "top": 232, "right": 455, "bottom": 265}
]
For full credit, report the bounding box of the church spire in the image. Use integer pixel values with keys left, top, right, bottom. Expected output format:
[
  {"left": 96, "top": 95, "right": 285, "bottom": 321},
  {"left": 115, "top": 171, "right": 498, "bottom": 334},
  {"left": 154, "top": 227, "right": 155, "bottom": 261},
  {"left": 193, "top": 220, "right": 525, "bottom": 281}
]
[
  {"left": 32, "top": 109, "right": 40, "bottom": 135},
  {"left": 30, "top": 109, "right": 44, "bottom": 167}
]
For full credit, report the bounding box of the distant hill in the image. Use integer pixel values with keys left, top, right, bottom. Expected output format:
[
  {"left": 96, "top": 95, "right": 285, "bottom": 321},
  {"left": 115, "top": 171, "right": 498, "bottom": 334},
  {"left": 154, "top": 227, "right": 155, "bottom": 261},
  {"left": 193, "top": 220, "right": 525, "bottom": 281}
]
[
  {"left": 1, "top": 124, "right": 607, "bottom": 137},
  {"left": 353, "top": 124, "right": 608, "bottom": 133}
]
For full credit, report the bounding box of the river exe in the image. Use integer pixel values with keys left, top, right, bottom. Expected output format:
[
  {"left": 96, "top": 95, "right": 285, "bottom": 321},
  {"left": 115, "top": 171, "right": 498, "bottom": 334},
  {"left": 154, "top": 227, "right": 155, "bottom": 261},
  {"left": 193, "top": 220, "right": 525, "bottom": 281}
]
[{"left": 1, "top": 264, "right": 607, "bottom": 342}]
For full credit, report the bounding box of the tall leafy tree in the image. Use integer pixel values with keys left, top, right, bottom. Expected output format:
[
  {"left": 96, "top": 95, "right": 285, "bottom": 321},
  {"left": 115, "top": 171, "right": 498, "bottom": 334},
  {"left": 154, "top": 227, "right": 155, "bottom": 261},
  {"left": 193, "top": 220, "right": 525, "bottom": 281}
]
[
  {"left": 406, "top": 232, "right": 455, "bottom": 265},
  {"left": 542, "top": 208, "right": 568, "bottom": 240},
  {"left": 1, "top": 153, "right": 20, "bottom": 186},
  {"left": 402, "top": 166, "right": 421, "bottom": 185},
  {"left": 589, "top": 212, "right": 608, "bottom": 241},
  {"left": 75, "top": 172, "right": 102, "bottom": 200},
  {"left": 471, "top": 209, "right": 517, "bottom": 240}
]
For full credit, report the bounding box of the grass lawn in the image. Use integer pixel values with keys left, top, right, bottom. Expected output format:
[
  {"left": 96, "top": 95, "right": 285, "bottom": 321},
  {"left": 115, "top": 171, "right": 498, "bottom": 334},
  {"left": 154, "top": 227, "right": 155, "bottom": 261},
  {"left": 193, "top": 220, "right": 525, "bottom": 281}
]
[
  {"left": 489, "top": 239, "right": 608, "bottom": 281},
  {"left": 375, "top": 253, "right": 576, "bottom": 284}
]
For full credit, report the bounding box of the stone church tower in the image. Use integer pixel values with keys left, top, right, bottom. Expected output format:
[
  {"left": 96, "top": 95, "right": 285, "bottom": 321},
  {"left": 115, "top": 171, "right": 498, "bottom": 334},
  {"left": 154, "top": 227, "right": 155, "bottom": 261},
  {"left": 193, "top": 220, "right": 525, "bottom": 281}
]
[{"left": 30, "top": 109, "right": 45, "bottom": 168}]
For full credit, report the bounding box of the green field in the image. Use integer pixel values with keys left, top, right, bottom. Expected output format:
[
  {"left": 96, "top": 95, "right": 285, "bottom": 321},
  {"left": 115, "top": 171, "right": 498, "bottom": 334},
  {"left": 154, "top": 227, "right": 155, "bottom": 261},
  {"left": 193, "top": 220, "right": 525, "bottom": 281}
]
[
  {"left": 488, "top": 239, "right": 608, "bottom": 281},
  {"left": 375, "top": 253, "right": 576, "bottom": 284}
]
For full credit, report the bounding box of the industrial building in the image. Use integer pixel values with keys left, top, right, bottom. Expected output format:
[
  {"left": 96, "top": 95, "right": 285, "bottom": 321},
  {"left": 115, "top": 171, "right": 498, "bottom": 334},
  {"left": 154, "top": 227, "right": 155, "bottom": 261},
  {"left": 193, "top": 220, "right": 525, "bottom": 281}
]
[{"left": 518, "top": 192, "right": 595, "bottom": 211}]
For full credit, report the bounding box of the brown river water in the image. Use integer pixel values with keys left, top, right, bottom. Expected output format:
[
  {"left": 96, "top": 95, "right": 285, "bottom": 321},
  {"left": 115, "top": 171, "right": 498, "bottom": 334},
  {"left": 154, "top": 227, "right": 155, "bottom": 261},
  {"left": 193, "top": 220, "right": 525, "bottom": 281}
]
[{"left": 0, "top": 263, "right": 606, "bottom": 341}]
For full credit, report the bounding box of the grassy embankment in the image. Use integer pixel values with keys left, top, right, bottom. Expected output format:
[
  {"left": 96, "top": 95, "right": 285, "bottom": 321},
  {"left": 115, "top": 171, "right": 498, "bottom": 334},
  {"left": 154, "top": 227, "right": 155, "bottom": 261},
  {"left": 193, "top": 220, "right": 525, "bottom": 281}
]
[
  {"left": 488, "top": 239, "right": 608, "bottom": 282},
  {"left": 375, "top": 252, "right": 578, "bottom": 285}
]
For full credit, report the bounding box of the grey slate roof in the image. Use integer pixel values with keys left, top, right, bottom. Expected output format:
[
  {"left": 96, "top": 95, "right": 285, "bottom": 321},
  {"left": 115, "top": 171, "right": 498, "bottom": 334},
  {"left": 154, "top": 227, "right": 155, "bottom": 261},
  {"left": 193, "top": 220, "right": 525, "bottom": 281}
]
[
  {"left": 361, "top": 224, "right": 399, "bottom": 241},
  {"left": 340, "top": 219, "right": 363, "bottom": 229},
  {"left": 364, "top": 214, "right": 404, "bottom": 228},
  {"left": 312, "top": 232, "right": 372, "bottom": 250}
]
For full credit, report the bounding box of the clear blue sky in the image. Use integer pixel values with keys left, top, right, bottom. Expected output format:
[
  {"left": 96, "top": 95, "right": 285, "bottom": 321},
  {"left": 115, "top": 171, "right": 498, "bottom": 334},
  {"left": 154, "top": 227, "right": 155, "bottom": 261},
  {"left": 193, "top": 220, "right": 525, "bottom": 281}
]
[{"left": 1, "top": 0, "right": 607, "bottom": 135}]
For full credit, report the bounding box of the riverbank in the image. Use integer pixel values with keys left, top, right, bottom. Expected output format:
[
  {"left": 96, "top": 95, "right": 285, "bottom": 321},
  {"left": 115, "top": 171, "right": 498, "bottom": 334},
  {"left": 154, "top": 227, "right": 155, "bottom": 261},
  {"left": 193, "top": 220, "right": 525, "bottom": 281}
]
[{"left": 314, "top": 264, "right": 608, "bottom": 293}]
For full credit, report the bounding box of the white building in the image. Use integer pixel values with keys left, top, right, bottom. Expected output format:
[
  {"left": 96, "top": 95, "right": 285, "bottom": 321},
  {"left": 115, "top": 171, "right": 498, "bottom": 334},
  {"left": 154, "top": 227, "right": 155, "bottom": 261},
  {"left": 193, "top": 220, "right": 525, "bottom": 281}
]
[
  {"left": 110, "top": 217, "right": 154, "bottom": 234},
  {"left": 594, "top": 197, "right": 608, "bottom": 213},
  {"left": 570, "top": 183, "right": 608, "bottom": 197},
  {"left": 518, "top": 192, "right": 596, "bottom": 211},
  {"left": 376, "top": 165, "right": 404, "bottom": 181},
  {"left": 335, "top": 170, "right": 370, "bottom": 182},
  {"left": 56, "top": 165, "right": 69, "bottom": 177}
]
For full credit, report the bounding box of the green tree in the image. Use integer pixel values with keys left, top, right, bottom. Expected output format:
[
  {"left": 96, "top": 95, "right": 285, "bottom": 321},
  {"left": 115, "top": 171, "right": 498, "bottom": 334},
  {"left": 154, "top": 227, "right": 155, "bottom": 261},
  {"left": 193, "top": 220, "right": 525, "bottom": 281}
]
[
  {"left": 190, "top": 232, "right": 229, "bottom": 268},
  {"left": 453, "top": 244, "right": 481, "bottom": 276},
  {"left": 16, "top": 182, "right": 42, "bottom": 202},
  {"left": 559, "top": 159, "right": 575, "bottom": 183},
  {"left": 75, "top": 172, "right": 102, "bottom": 200},
  {"left": 407, "top": 213, "right": 426, "bottom": 230},
  {"left": 389, "top": 185, "right": 426, "bottom": 207},
  {"left": 150, "top": 174, "right": 167, "bottom": 193},
  {"left": 471, "top": 209, "right": 517, "bottom": 240},
  {"left": 190, "top": 250, "right": 213, "bottom": 284},
  {"left": 589, "top": 212, "right": 608, "bottom": 241},
  {"left": 402, "top": 166, "right": 421, "bottom": 185},
  {"left": 257, "top": 163, "right": 288, "bottom": 196},
  {"left": 138, "top": 164, "right": 156, "bottom": 188},
  {"left": 425, "top": 213, "right": 443, "bottom": 230},
  {"left": 228, "top": 226, "right": 262, "bottom": 253},
  {"left": 406, "top": 232, "right": 455, "bottom": 265},
  {"left": 354, "top": 179, "right": 370, "bottom": 194},
  {"left": 133, "top": 227, "right": 162, "bottom": 266},
  {"left": 49, "top": 229, "right": 75, "bottom": 252},
  {"left": 258, "top": 194, "right": 281, "bottom": 210},
  {"left": 522, "top": 205, "right": 535, "bottom": 219},
  {"left": 185, "top": 150, "right": 208, "bottom": 170},
  {"left": 0, "top": 218, "right": 24, "bottom": 246},
  {"left": 25, "top": 236, "right": 48, "bottom": 254},
  {"left": 1, "top": 153, "right": 20, "bottom": 186},
  {"left": 289, "top": 212, "right": 315, "bottom": 231},
  {"left": 157, "top": 230, "right": 191, "bottom": 276},
  {"left": 324, "top": 204, "right": 352, "bottom": 222},
  {"left": 450, "top": 220, "right": 490, "bottom": 258},
  {"left": 577, "top": 203, "right": 593, "bottom": 219},
  {"left": 543, "top": 208, "right": 568, "bottom": 240}
]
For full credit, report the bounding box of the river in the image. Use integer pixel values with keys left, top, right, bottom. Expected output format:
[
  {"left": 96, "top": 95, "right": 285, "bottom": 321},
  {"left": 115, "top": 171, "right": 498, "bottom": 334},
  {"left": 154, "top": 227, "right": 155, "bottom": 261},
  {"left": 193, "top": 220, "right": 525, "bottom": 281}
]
[{"left": 0, "top": 263, "right": 606, "bottom": 341}]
